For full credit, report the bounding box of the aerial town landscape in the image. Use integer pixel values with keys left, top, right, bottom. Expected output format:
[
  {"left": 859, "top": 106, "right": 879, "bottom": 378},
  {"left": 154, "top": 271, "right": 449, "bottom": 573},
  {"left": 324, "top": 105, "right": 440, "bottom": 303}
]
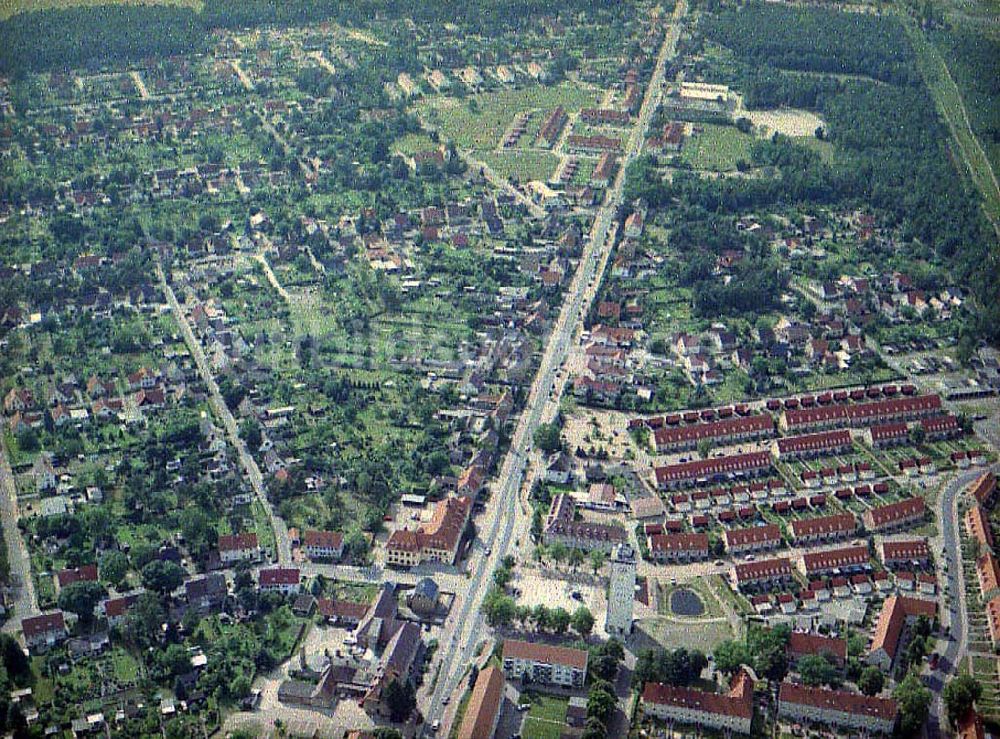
[{"left": 0, "top": 0, "right": 999, "bottom": 736}]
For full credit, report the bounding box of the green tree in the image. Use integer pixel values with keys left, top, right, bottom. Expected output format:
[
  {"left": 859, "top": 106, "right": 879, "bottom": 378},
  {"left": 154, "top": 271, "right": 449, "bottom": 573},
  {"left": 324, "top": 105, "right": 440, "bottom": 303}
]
[
  {"left": 568, "top": 548, "right": 585, "bottom": 570},
  {"left": 894, "top": 673, "right": 931, "bottom": 736},
  {"left": 798, "top": 654, "right": 841, "bottom": 687},
  {"left": 586, "top": 681, "right": 616, "bottom": 725},
  {"left": 589, "top": 550, "right": 606, "bottom": 575},
  {"left": 99, "top": 550, "right": 129, "bottom": 588},
  {"left": 57, "top": 580, "right": 106, "bottom": 626},
  {"left": 383, "top": 678, "right": 416, "bottom": 723},
  {"left": 572, "top": 607, "right": 595, "bottom": 636},
  {"left": 0, "top": 634, "right": 29, "bottom": 680},
  {"left": 713, "top": 640, "right": 752, "bottom": 676},
  {"left": 533, "top": 422, "right": 562, "bottom": 453},
  {"left": 141, "top": 560, "right": 185, "bottom": 594},
  {"left": 943, "top": 675, "right": 982, "bottom": 727},
  {"left": 549, "top": 542, "right": 569, "bottom": 567},
  {"left": 858, "top": 665, "right": 884, "bottom": 696},
  {"left": 549, "top": 607, "right": 571, "bottom": 634}
]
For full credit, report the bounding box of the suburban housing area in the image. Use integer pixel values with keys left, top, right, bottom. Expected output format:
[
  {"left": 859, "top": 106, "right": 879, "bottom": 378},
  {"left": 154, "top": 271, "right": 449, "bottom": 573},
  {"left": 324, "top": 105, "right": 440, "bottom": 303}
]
[{"left": 0, "top": 0, "right": 999, "bottom": 736}]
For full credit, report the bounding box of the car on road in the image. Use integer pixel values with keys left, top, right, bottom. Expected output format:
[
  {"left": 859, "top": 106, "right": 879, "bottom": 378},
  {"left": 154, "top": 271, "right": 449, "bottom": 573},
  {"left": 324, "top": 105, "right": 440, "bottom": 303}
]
[
  {"left": 431, "top": 720, "right": 440, "bottom": 732},
  {"left": 571, "top": 591, "right": 583, "bottom": 601},
  {"left": 442, "top": 696, "right": 450, "bottom": 706},
  {"left": 714, "top": 560, "right": 724, "bottom": 567}
]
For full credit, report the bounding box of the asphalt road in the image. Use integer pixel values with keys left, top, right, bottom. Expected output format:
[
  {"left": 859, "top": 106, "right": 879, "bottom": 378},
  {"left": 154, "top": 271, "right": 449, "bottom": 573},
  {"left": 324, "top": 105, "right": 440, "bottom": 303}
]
[
  {"left": 0, "top": 442, "right": 38, "bottom": 633},
  {"left": 159, "top": 266, "right": 291, "bottom": 565},
  {"left": 926, "top": 464, "right": 998, "bottom": 736},
  {"left": 422, "top": 4, "right": 687, "bottom": 734}
]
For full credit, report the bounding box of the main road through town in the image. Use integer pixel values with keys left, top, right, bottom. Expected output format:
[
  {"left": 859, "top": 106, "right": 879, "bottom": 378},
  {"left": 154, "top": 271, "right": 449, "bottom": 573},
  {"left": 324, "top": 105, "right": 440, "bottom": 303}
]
[{"left": 422, "top": 3, "right": 688, "bottom": 733}]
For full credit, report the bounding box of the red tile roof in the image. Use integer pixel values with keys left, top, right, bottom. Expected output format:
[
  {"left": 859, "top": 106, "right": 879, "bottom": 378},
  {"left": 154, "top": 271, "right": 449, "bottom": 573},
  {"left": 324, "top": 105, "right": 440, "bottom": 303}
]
[
  {"left": 776, "top": 430, "right": 852, "bottom": 455},
  {"left": 733, "top": 557, "right": 792, "bottom": 584},
  {"left": 864, "top": 497, "right": 925, "bottom": 530},
  {"left": 801, "top": 544, "right": 869, "bottom": 575},
  {"left": 654, "top": 415, "right": 773, "bottom": 448},
  {"left": 642, "top": 668, "right": 754, "bottom": 720},
  {"left": 458, "top": 665, "right": 504, "bottom": 739},
  {"left": 654, "top": 451, "right": 772, "bottom": 485},
  {"left": 22, "top": 611, "right": 66, "bottom": 639},
  {"left": 723, "top": 524, "right": 781, "bottom": 549},
  {"left": 502, "top": 639, "right": 588, "bottom": 670},
  {"left": 789, "top": 513, "right": 856, "bottom": 540},
  {"left": 779, "top": 682, "right": 897, "bottom": 722},
  {"left": 218, "top": 532, "right": 259, "bottom": 552},
  {"left": 259, "top": 567, "right": 300, "bottom": 586}
]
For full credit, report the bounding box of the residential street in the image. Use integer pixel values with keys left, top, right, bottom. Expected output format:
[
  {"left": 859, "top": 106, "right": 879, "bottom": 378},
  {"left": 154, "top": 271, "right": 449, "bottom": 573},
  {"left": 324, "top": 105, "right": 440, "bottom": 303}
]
[{"left": 158, "top": 266, "right": 291, "bottom": 565}]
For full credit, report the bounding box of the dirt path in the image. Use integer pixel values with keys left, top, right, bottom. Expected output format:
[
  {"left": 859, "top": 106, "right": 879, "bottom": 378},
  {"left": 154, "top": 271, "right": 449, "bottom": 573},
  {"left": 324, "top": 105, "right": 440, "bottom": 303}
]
[{"left": 129, "top": 70, "right": 149, "bottom": 100}]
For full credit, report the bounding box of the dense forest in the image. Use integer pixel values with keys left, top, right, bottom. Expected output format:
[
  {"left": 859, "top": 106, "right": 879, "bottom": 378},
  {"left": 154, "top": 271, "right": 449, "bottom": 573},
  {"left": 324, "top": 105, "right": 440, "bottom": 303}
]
[
  {"left": 700, "top": 2, "right": 921, "bottom": 86},
  {"left": 0, "top": 0, "right": 628, "bottom": 75},
  {"left": 932, "top": 28, "right": 1000, "bottom": 174}
]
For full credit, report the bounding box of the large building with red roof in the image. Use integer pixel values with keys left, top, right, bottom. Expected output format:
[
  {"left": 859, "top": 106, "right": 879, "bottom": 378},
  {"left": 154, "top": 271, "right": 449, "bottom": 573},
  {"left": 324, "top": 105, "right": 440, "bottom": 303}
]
[
  {"left": 966, "top": 504, "right": 994, "bottom": 551},
  {"left": 386, "top": 495, "right": 472, "bottom": 567},
  {"left": 502, "top": 639, "right": 587, "bottom": 688},
  {"left": 22, "top": 611, "right": 67, "bottom": 651},
  {"left": 641, "top": 667, "right": 754, "bottom": 735},
  {"left": 218, "top": 532, "right": 261, "bottom": 565},
  {"left": 867, "top": 595, "right": 936, "bottom": 670},
  {"left": 970, "top": 472, "right": 997, "bottom": 506},
  {"left": 778, "top": 682, "right": 897, "bottom": 734}
]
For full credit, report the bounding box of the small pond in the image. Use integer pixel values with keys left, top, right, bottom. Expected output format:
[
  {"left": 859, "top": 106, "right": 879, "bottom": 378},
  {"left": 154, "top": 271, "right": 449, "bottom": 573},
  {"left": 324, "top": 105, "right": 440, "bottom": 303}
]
[{"left": 669, "top": 587, "right": 706, "bottom": 617}]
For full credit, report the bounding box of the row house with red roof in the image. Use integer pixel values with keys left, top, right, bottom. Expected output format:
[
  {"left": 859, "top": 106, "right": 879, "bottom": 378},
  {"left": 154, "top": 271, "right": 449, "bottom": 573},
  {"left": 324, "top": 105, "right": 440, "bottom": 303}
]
[
  {"left": 722, "top": 524, "right": 781, "bottom": 555},
  {"left": 789, "top": 513, "right": 857, "bottom": 546},
  {"left": 653, "top": 414, "right": 774, "bottom": 453},
  {"left": 544, "top": 495, "right": 627, "bottom": 553},
  {"left": 799, "top": 545, "right": 870, "bottom": 578},
  {"left": 731, "top": 557, "right": 793, "bottom": 593},
  {"left": 778, "top": 682, "right": 897, "bottom": 735},
  {"left": 774, "top": 430, "right": 853, "bottom": 460},
  {"left": 654, "top": 451, "right": 773, "bottom": 490},
  {"left": 862, "top": 497, "right": 926, "bottom": 533},
  {"left": 878, "top": 538, "right": 930, "bottom": 569},
  {"left": 646, "top": 532, "right": 709, "bottom": 563}
]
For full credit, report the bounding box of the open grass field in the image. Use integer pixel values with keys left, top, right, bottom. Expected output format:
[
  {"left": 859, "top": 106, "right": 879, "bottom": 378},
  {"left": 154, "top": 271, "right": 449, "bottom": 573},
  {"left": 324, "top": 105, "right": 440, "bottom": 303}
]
[
  {"left": 521, "top": 694, "right": 569, "bottom": 739},
  {"left": 637, "top": 615, "right": 736, "bottom": 654},
  {"left": 416, "top": 82, "right": 601, "bottom": 150},
  {"left": 680, "top": 123, "right": 753, "bottom": 171},
  {"left": 0, "top": 0, "right": 199, "bottom": 21},
  {"left": 478, "top": 149, "right": 559, "bottom": 183}
]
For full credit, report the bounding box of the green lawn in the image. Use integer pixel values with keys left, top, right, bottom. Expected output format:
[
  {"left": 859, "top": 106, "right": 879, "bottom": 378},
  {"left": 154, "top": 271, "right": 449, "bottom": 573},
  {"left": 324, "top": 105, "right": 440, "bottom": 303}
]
[
  {"left": 680, "top": 123, "right": 753, "bottom": 171},
  {"left": 477, "top": 149, "right": 559, "bottom": 183},
  {"left": 526, "top": 694, "right": 569, "bottom": 724},
  {"left": 417, "top": 82, "right": 602, "bottom": 150},
  {"left": 522, "top": 718, "right": 565, "bottom": 739}
]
